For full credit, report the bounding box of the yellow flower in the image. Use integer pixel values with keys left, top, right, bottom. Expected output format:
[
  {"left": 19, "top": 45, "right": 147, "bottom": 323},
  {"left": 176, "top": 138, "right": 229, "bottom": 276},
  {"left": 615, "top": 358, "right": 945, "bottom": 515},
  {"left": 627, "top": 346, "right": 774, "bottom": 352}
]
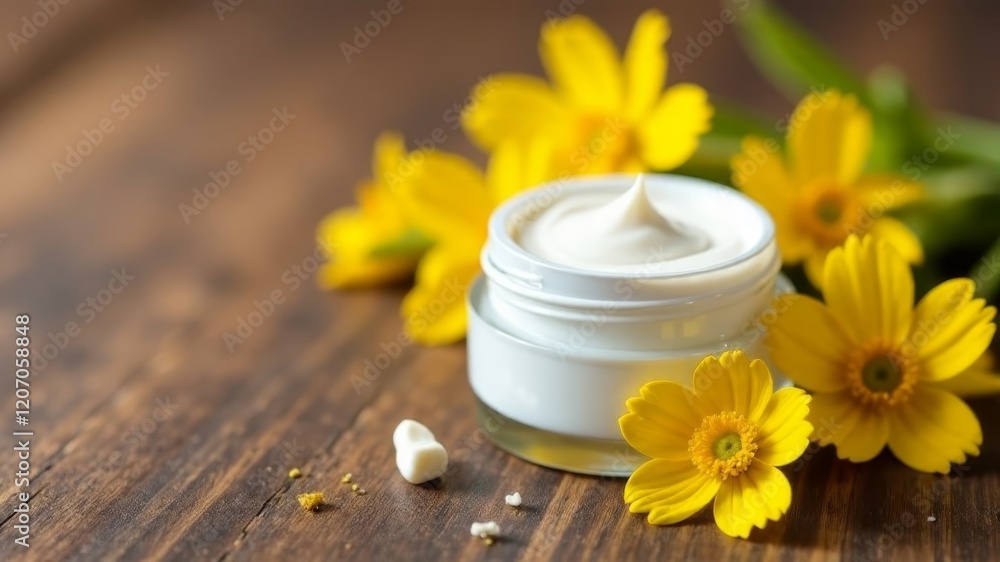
[
  {"left": 316, "top": 133, "right": 427, "bottom": 289},
  {"left": 619, "top": 350, "right": 812, "bottom": 538},
  {"left": 462, "top": 10, "right": 712, "bottom": 175},
  {"left": 396, "top": 140, "right": 551, "bottom": 344},
  {"left": 768, "top": 235, "right": 996, "bottom": 473},
  {"left": 732, "top": 91, "right": 924, "bottom": 287}
]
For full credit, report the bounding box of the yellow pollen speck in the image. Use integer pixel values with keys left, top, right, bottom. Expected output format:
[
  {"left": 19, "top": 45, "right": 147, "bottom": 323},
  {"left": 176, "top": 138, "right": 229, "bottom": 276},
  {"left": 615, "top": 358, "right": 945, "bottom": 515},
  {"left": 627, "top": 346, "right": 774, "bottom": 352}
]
[
  {"left": 341, "top": 473, "right": 352, "bottom": 484},
  {"left": 483, "top": 537, "right": 495, "bottom": 546},
  {"left": 297, "top": 492, "right": 324, "bottom": 511},
  {"left": 688, "top": 412, "right": 759, "bottom": 479},
  {"left": 288, "top": 468, "right": 302, "bottom": 479}
]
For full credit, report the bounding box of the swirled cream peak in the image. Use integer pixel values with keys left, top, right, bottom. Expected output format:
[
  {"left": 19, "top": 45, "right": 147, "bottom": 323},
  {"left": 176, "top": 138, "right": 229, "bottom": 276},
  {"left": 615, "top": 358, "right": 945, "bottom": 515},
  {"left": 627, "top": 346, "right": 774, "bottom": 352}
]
[{"left": 516, "top": 175, "right": 721, "bottom": 273}]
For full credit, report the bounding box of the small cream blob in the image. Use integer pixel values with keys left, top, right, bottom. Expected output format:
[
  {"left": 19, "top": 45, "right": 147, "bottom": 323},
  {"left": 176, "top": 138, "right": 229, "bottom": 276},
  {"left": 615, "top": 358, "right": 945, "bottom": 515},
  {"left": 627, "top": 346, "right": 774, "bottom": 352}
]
[
  {"left": 393, "top": 419, "right": 448, "bottom": 484},
  {"left": 517, "top": 175, "right": 745, "bottom": 274},
  {"left": 504, "top": 492, "right": 522, "bottom": 507},
  {"left": 470, "top": 521, "right": 500, "bottom": 537}
]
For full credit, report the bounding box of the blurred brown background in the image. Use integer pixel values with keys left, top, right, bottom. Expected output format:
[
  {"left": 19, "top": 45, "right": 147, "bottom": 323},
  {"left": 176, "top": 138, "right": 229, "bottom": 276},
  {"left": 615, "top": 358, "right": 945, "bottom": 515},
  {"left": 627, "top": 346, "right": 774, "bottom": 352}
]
[{"left": 1, "top": 1, "right": 999, "bottom": 560}]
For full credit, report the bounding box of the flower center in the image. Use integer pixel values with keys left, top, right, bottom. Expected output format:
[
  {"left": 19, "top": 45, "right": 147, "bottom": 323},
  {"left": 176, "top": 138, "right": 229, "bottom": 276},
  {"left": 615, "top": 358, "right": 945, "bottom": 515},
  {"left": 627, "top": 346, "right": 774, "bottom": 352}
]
[
  {"left": 713, "top": 432, "right": 743, "bottom": 460},
  {"left": 794, "top": 183, "right": 859, "bottom": 247},
  {"left": 688, "top": 412, "right": 758, "bottom": 479},
  {"left": 847, "top": 341, "right": 918, "bottom": 408},
  {"left": 815, "top": 195, "right": 843, "bottom": 225}
]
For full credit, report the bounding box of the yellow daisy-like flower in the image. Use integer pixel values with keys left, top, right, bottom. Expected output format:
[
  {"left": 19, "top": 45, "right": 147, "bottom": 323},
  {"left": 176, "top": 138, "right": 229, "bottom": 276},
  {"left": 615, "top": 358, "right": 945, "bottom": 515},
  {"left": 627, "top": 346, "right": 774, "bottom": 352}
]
[
  {"left": 731, "top": 91, "right": 924, "bottom": 287},
  {"left": 620, "top": 350, "right": 812, "bottom": 538},
  {"left": 768, "top": 235, "right": 996, "bottom": 473},
  {"left": 462, "top": 10, "right": 712, "bottom": 175},
  {"left": 316, "top": 132, "right": 426, "bottom": 289},
  {"left": 396, "top": 140, "right": 551, "bottom": 344}
]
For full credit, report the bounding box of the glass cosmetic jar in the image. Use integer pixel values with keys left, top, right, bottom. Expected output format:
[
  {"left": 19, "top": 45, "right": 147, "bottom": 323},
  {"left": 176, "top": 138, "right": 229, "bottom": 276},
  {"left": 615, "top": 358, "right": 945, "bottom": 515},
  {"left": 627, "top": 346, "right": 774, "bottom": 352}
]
[{"left": 467, "top": 174, "right": 791, "bottom": 476}]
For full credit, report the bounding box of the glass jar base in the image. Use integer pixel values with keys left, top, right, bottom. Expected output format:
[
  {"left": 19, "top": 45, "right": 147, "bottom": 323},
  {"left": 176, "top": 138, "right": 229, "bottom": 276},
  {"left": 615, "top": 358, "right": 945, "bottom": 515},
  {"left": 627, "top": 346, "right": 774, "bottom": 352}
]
[{"left": 475, "top": 397, "right": 647, "bottom": 477}]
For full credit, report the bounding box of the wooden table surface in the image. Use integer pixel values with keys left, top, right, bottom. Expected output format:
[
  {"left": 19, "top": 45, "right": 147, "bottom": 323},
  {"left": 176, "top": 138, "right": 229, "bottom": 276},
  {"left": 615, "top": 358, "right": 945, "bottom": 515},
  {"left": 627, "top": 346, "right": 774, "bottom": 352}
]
[{"left": 1, "top": 1, "right": 999, "bottom": 560}]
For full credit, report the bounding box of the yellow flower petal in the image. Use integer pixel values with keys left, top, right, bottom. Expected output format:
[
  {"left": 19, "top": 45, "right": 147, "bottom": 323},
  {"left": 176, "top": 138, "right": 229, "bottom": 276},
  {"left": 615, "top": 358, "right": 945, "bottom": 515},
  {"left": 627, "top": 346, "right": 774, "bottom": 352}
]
[
  {"left": 808, "top": 391, "right": 888, "bottom": 462},
  {"left": 755, "top": 388, "right": 813, "bottom": 467},
  {"left": 315, "top": 207, "right": 418, "bottom": 289},
  {"left": 623, "top": 10, "right": 670, "bottom": 120},
  {"left": 395, "top": 151, "right": 492, "bottom": 242},
  {"left": 886, "top": 386, "right": 982, "bottom": 473},
  {"left": 787, "top": 90, "right": 872, "bottom": 185},
  {"left": 691, "top": 351, "right": 771, "bottom": 421},
  {"left": 402, "top": 243, "right": 480, "bottom": 345},
  {"left": 731, "top": 137, "right": 812, "bottom": 264},
  {"left": 625, "top": 458, "right": 720, "bottom": 524},
  {"left": 868, "top": 217, "right": 924, "bottom": 265},
  {"left": 713, "top": 461, "right": 791, "bottom": 539},
  {"left": 822, "top": 235, "right": 913, "bottom": 346},
  {"left": 373, "top": 131, "right": 406, "bottom": 183},
  {"left": 461, "top": 73, "right": 569, "bottom": 151},
  {"left": 539, "top": 15, "right": 623, "bottom": 113},
  {"left": 620, "top": 381, "right": 706, "bottom": 460},
  {"left": 767, "top": 294, "right": 852, "bottom": 392},
  {"left": 929, "top": 352, "right": 1000, "bottom": 397},
  {"left": 855, "top": 174, "right": 924, "bottom": 211},
  {"left": 485, "top": 137, "right": 554, "bottom": 204},
  {"left": 909, "top": 278, "right": 997, "bottom": 381},
  {"left": 637, "top": 83, "right": 712, "bottom": 170},
  {"left": 803, "top": 250, "right": 828, "bottom": 289}
]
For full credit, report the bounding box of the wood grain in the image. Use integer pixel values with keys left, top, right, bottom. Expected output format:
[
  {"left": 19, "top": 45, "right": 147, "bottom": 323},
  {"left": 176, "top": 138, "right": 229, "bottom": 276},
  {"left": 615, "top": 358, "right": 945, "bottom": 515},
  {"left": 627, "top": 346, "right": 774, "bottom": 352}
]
[{"left": 0, "top": 1, "right": 998, "bottom": 560}]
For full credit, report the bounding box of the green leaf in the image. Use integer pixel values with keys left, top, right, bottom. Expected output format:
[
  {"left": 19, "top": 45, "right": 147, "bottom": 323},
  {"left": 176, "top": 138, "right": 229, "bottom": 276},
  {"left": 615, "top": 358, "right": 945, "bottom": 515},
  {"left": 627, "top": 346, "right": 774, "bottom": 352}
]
[
  {"left": 866, "top": 66, "right": 929, "bottom": 172},
  {"left": 931, "top": 113, "right": 1000, "bottom": 168},
  {"left": 368, "top": 229, "right": 433, "bottom": 259},
  {"left": 736, "top": 3, "right": 867, "bottom": 103},
  {"left": 972, "top": 236, "right": 1000, "bottom": 301}
]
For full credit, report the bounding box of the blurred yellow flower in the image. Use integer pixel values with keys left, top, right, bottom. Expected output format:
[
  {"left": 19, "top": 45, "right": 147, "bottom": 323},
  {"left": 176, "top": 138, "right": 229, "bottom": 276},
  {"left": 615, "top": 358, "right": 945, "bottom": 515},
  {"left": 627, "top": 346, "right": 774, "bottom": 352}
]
[
  {"left": 462, "top": 10, "right": 712, "bottom": 175},
  {"left": 619, "top": 350, "right": 812, "bottom": 538},
  {"left": 732, "top": 91, "right": 924, "bottom": 287},
  {"left": 396, "top": 140, "right": 551, "bottom": 344},
  {"left": 317, "top": 133, "right": 428, "bottom": 289},
  {"left": 768, "top": 235, "right": 996, "bottom": 473}
]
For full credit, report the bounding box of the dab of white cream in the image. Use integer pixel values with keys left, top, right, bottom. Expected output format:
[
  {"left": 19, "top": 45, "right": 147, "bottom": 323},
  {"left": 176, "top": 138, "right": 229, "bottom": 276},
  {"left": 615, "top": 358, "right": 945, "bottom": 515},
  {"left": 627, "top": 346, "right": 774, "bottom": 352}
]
[
  {"left": 392, "top": 419, "right": 448, "bottom": 484},
  {"left": 470, "top": 521, "right": 500, "bottom": 538},
  {"left": 505, "top": 492, "right": 522, "bottom": 507},
  {"left": 927, "top": 516, "right": 937, "bottom": 522}
]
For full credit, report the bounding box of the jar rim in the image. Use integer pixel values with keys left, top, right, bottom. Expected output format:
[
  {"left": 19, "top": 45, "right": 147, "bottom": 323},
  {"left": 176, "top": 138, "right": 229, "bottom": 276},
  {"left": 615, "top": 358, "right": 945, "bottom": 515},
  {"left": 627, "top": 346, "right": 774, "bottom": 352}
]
[{"left": 485, "top": 174, "right": 778, "bottom": 303}]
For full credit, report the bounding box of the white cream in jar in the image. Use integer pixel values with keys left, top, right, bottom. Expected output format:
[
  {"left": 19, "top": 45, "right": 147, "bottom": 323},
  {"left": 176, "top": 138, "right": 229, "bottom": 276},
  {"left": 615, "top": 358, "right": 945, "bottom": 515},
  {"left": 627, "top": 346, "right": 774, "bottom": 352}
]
[{"left": 467, "top": 174, "right": 789, "bottom": 476}]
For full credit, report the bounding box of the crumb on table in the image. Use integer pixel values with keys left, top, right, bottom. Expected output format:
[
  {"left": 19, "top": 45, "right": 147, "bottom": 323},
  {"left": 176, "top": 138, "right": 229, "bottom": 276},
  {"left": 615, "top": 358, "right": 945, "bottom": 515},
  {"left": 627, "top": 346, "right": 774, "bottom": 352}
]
[
  {"left": 297, "top": 492, "right": 324, "bottom": 511},
  {"left": 288, "top": 468, "right": 302, "bottom": 479}
]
